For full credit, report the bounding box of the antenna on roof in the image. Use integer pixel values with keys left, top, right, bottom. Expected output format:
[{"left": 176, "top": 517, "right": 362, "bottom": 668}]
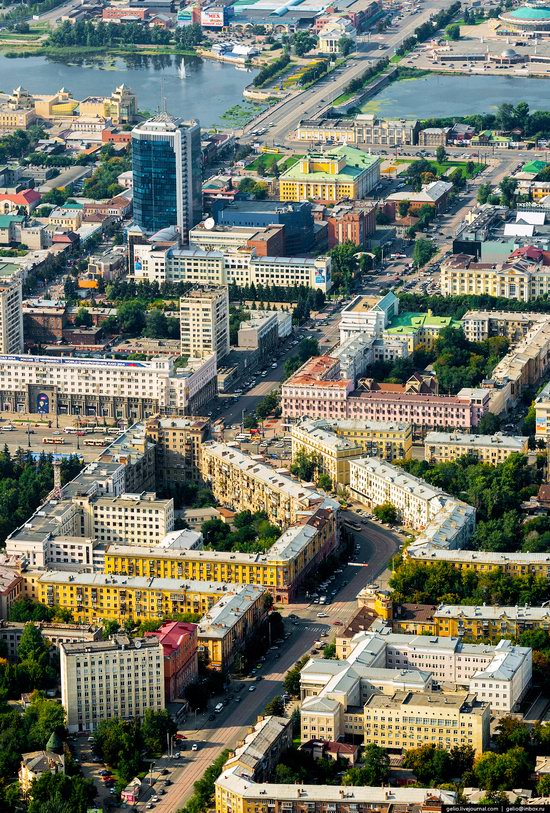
[{"left": 160, "top": 78, "right": 167, "bottom": 115}]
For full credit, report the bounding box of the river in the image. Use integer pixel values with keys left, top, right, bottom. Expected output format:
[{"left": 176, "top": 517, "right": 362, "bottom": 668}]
[
  {"left": 0, "top": 52, "right": 257, "bottom": 127},
  {"left": 362, "top": 73, "right": 550, "bottom": 118}
]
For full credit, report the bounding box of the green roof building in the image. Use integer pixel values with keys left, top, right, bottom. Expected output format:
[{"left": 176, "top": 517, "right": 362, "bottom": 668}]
[
  {"left": 279, "top": 145, "right": 381, "bottom": 202},
  {"left": 385, "top": 310, "right": 461, "bottom": 351}
]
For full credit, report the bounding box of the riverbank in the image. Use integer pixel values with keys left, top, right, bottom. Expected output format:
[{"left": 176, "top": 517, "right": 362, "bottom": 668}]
[{"left": 1, "top": 43, "right": 201, "bottom": 58}]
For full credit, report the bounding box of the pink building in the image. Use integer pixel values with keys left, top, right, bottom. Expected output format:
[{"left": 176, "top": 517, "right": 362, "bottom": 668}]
[
  {"left": 145, "top": 621, "right": 198, "bottom": 702},
  {"left": 282, "top": 357, "right": 489, "bottom": 430}
]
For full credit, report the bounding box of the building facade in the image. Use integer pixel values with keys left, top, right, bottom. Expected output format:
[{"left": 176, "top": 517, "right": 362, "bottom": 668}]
[
  {"left": 145, "top": 620, "right": 198, "bottom": 701},
  {"left": 0, "top": 278, "right": 23, "bottom": 354},
  {"left": 179, "top": 286, "right": 230, "bottom": 361},
  {"left": 132, "top": 114, "right": 202, "bottom": 240},
  {"left": 60, "top": 635, "right": 165, "bottom": 732},
  {"left": 145, "top": 415, "right": 209, "bottom": 486},
  {"left": 440, "top": 255, "right": 550, "bottom": 301},
  {"left": 279, "top": 147, "right": 380, "bottom": 203},
  {"left": 424, "top": 431, "right": 528, "bottom": 464}
]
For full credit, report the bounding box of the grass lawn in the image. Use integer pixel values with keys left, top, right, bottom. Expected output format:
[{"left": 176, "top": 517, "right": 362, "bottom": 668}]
[
  {"left": 333, "top": 90, "right": 356, "bottom": 105},
  {"left": 246, "top": 154, "right": 301, "bottom": 173},
  {"left": 395, "top": 157, "right": 485, "bottom": 178}
]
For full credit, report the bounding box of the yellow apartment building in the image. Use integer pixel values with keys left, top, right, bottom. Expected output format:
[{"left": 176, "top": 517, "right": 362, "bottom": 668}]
[
  {"left": 363, "top": 690, "right": 490, "bottom": 755},
  {"left": 333, "top": 419, "right": 412, "bottom": 462},
  {"left": 196, "top": 584, "right": 266, "bottom": 670},
  {"left": 27, "top": 571, "right": 240, "bottom": 624},
  {"left": 433, "top": 604, "right": 550, "bottom": 641},
  {"left": 278, "top": 146, "right": 380, "bottom": 203},
  {"left": 407, "top": 546, "right": 550, "bottom": 578},
  {"left": 290, "top": 420, "right": 362, "bottom": 486},
  {"left": 145, "top": 415, "right": 209, "bottom": 486},
  {"left": 104, "top": 502, "right": 338, "bottom": 604},
  {"left": 424, "top": 431, "right": 528, "bottom": 465}
]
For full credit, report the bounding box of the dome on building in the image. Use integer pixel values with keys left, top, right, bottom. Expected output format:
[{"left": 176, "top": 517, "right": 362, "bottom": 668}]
[
  {"left": 501, "top": 48, "right": 519, "bottom": 57},
  {"left": 507, "top": 4, "right": 550, "bottom": 19}
]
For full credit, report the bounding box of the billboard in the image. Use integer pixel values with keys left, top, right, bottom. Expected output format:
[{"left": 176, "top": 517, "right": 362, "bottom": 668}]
[
  {"left": 201, "top": 7, "right": 226, "bottom": 27},
  {"left": 536, "top": 415, "right": 547, "bottom": 434}
]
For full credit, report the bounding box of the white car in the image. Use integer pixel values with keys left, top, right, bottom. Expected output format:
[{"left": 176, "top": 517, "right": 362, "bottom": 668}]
[
  {"left": 317, "top": 612, "right": 328, "bottom": 618},
  {"left": 248, "top": 685, "right": 256, "bottom": 692},
  {"left": 192, "top": 743, "right": 199, "bottom": 751}
]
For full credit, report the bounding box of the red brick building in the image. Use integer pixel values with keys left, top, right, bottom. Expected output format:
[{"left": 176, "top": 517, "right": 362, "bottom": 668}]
[
  {"left": 145, "top": 621, "right": 198, "bottom": 702},
  {"left": 324, "top": 200, "right": 377, "bottom": 248}
]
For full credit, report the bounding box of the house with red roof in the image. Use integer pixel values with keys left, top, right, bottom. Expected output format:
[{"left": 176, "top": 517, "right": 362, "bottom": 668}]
[{"left": 0, "top": 189, "right": 41, "bottom": 214}]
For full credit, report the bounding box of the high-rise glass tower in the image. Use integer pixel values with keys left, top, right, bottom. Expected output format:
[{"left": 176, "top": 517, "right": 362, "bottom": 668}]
[{"left": 132, "top": 113, "right": 202, "bottom": 241}]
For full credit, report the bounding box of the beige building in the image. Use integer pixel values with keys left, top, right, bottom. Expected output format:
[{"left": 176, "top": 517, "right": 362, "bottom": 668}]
[
  {"left": 440, "top": 255, "right": 550, "bottom": 301},
  {"left": 332, "top": 419, "right": 412, "bottom": 461},
  {"left": 48, "top": 207, "right": 83, "bottom": 231},
  {"left": 535, "top": 380, "right": 550, "bottom": 438},
  {"left": 199, "top": 441, "right": 333, "bottom": 527},
  {"left": 79, "top": 84, "right": 137, "bottom": 125},
  {"left": 0, "top": 277, "right": 23, "bottom": 355},
  {"left": 76, "top": 491, "right": 174, "bottom": 547},
  {"left": 424, "top": 431, "right": 528, "bottom": 464},
  {"left": 363, "top": 690, "right": 490, "bottom": 755},
  {"left": 290, "top": 419, "right": 362, "bottom": 486},
  {"left": 145, "top": 415, "right": 209, "bottom": 486},
  {"left": 179, "top": 286, "right": 229, "bottom": 361},
  {"left": 60, "top": 635, "right": 164, "bottom": 732},
  {"left": 19, "top": 751, "right": 64, "bottom": 795},
  {"left": 197, "top": 584, "right": 267, "bottom": 670},
  {"left": 0, "top": 107, "right": 36, "bottom": 130}
]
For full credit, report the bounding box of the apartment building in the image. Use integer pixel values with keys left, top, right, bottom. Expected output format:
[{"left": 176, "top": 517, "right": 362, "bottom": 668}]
[
  {"left": 290, "top": 420, "right": 362, "bottom": 486},
  {"left": 199, "top": 441, "right": 337, "bottom": 527},
  {"left": 179, "top": 286, "right": 230, "bottom": 362},
  {"left": 104, "top": 502, "right": 339, "bottom": 605},
  {"left": 333, "top": 419, "right": 412, "bottom": 461},
  {"left": 215, "top": 770, "right": 455, "bottom": 813},
  {"left": 0, "top": 620, "right": 101, "bottom": 658},
  {"left": 223, "top": 716, "right": 293, "bottom": 783},
  {"left": 461, "top": 309, "right": 549, "bottom": 343},
  {"left": 362, "top": 690, "right": 489, "bottom": 755},
  {"left": 434, "top": 604, "right": 550, "bottom": 641},
  {"left": 349, "top": 458, "right": 468, "bottom": 530},
  {"left": 440, "top": 255, "right": 550, "bottom": 301},
  {"left": 407, "top": 546, "right": 550, "bottom": 578},
  {"left": 535, "top": 380, "right": 550, "bottom": 438},
  {"left": 300, "top": 628, "right": 532, "bottom": 716},
  {"left": 144, "top": 415, "right": 209, "bottom": 486},
  {"left": 197, "top": 585, "right": 267, "bottom": 670},
  {"left": 0, "top": 564, "right": 24, "bottom": 619},
  {"left": 0, "top": 352, "right": 217, "bottom": 420},
  {"left": 132, "top": 243, "right": 332, "bottom": 292},
  {"left": 76, "top": 492, "right": 174, "bottom": 547},
  {"left": 0, "top": 277, "right": 23, "bottom": 354},
  {"left": 145, "top": 621, "right": 198, "bottom": 699},
  {"left": 30, "top": 571, "right": 243, "bottom": 624},
  {"left": 424, "top": 431, "right": 528, "bottom": 464},
  {"left": 60, "top": 635, "right": 164, "bottom": 732}
]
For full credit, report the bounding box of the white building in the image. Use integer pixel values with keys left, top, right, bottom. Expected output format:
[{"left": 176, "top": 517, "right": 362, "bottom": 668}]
[
  {"left": 60, "top": 635, "right": 165, "bottom": 732},
  {"left": 318, "top": 15, "right": 356, "bottom": 54},
  {"left": 0, "top": 277, "right": 23, "bottom": 354},
  {"left": 0, "top": 353, "right": 217, "bottom": 420},
  {"left": 132, "top": 244, "right": 332, "bottom": 293},
  {"left": 180, "top": 286, "right": 229, "bottom": 361},
  {"left": 78, "top": 492, "right": 174, "bottom": 547}
]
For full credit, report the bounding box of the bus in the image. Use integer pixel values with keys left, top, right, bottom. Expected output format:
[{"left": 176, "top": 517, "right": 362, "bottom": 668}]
[
  {"left": 43, "top": 437, "right": 65, "bottom": 445},
  {"left": 83, "top": 438, "right": 107, "bottom": 447},
  {"left": 344, "top": 520, "right": 361, "bottom": 532}
]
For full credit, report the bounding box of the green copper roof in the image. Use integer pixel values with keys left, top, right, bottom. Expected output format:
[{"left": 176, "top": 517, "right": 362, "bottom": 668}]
[
  {"left": 508, "top": 6, "right": 550, "bottom": 19},
  {"left": 385, "top": 311, "right": 461, "bottom": 336},
  {"left": 522, "top": 159, "right": 548, "bottom": 175}
]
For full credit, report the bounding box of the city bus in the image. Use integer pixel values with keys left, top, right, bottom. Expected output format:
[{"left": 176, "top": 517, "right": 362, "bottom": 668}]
[
  {"left": 83, "top": 438, "right": 107, "bottom": 447},
  {"left": 43, "top": 437, "right": 65, "bottom": 445}
]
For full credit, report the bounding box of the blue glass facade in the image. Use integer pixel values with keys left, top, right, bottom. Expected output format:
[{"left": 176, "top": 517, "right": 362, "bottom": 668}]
[{"left": 132, "top": 137, "right": 178, "bottom": 234}]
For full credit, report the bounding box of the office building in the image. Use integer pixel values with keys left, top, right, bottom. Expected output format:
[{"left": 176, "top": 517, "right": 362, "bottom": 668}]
[
  {"left": 424, "top": 431, "right": 528, "bottom": 464},
  {"left": 0, "top": 352, "right": 217, "bottom": 420},
  {"left": 60, "top": 635, "right": 164, "bottom": 732},
  {"left": 301, "top": 628, "right": 531, "bottom": 716},
  {"left": 77, "top": 492, "right": 174, "bottom": 547},
  {"left": 362, "top": 690, "right": 490, "bottom": 754},
  {"left": 295, "top": 116, "right": 420, "bottom": 147},
  {"left": 279, "top": 147, "right": 380, "bottom": 203},
  {"left": 145, "top": 415, "right": 209, "bottom": 487},
  {"left": 212, "top": 199, "right": 315, "bottom": 254},
  {"left": 132, "top": 244, "right": 332, "bottom": 293},
  {"left": 0, "top": 277, "right": 23, "bottom": 354},
  {"left": 180, "top": 286, "right": 229, "bottom": 361},
  {"left": 145, "top": 620, "right": 198, "bottom": 701},
  {"left": 132, "top": 113, "right": 202, "bottom": 240},
  {"left": 339, "top": 292, "right": 399, "bottom": 342},
  {"left": 290, "top": 420, "right": 363, "bottom": 486},
  {"left": 197, "top": 584, "right": 267, "bottom": 670}
]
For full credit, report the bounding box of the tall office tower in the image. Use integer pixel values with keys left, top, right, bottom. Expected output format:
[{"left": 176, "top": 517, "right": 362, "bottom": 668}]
[
  {"left": 180, "top": 286, "right": 229, "bottom": 361},
  {"left": 132, "top": 113, "right": 202, "bottom": 241},
  {"left": 0, "top": 277, "right": 23, "bottom": 354}
]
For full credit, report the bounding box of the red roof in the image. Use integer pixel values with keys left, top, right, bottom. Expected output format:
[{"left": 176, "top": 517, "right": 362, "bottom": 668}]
[
  {"left": 0, "top": 189, "right": 41, "bottom": 205},
  {"left": 145, "top": 621, "right": 196, "bottom": 656}
]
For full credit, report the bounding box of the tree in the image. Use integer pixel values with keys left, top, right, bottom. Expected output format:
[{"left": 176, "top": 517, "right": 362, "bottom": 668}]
[
  {"left": 317, "top": 472, "right": 332, "bottom": 492},
  {"left": 27, "top": 773, "right": 95, "bottom": 813},
  {"left": 284, "top": 664, "right": 303, "bottom": 696},
  {"left": 446, "top": 22, "right": 460, "bottom": 39},
  {"left": 398, "top": 200, "right": 411, "bottom": 218},
  {"left": 373, "top": 502, "right": 398, "bottom": 524},
  {"left": 376, "top": 210, "right": 391, "bottom": 225},
  {"left": 293, "top": 31, "right": 317, "bottom": 55},
  {"left": 412, "top": 238, "right": 436, "bottom": 268},
  {"left": 18, "top": 624, "right": 48, "bottom": 663},
  {"left": 338, "top": 36, "right": 354, "bottom": 56},
  {"left": 264, "top": 696, "right": 285, "bottom": 716},
  {"left": 477, "top": 412, "right": 501, "bottom": 434},
  {"left": 342, "top": 745, "right": 389, "bottom": 786},
  {"left": 141, "top": 709, "right": 176, "bottom": 756},
  {"left": 499, "top": 176, "right": 518, "bottom": 208},
  {"left": 74, "top": 307, "right": 92, "bottom": 327},
  {"left": 322, "top": 642, "right": 336, "bottom": 659},
  {"left": 474, "top": 747, "right": 531, "bottom": 791},
  {"left": 117, "top": 301, "right": 146, "bottom": 336},
  {"left": 436, "top": 145, "right": 447, "bottom": 163},
  {"left": 291, "top": 449, "right": 316, "bottom": 482},
  {"left": 494, "top": 716, "right": 531, "bottom": 752},
  {"left": 477, "top": 183, "right": 493, "bottom": 205},
  {"left": 329, "top": 242, "right": 359, "bottom": 293},
  {"left": 143, "top": 308, "right": 169, "bottom": 339},
  {"left": 403, "top": 744, "right": 452, "bottom": 785}
]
